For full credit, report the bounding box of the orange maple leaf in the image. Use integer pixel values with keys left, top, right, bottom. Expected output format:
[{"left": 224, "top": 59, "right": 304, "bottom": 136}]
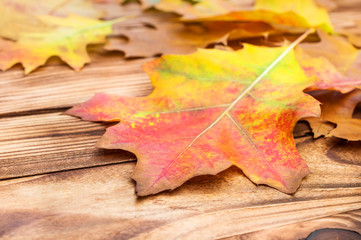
[{"left": 68, "top": 31, "right": 320, "bottom": 196}]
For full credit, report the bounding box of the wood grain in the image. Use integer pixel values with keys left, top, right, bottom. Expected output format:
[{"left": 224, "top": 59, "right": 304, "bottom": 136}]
[
  {"left": 0, "top": 54, "right": 152, "bottom": 116},
  {"left": 0, "top": 159, "right": 360, "bottom": 240},
  {"left": 0, "top": 112, "right": 136, "bottom": 179},
  {"left": 223, "top": 209, "right": 361, "bottom": 240},
  {"left": 0, "top": 0, "right": 360, "bottom": 238},
  {"left": 0, "top": 112, "right": 360, "bottom": 239}
]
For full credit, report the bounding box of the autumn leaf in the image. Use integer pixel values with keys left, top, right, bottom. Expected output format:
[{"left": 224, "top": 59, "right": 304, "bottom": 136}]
[
  {"left": 0, "top": 0, "right": 103, "bottom": 40},
  {"left": 344, "top": 27, "right": 361, "bottom": 48},
  {"left": 139, "top": 0, "right": 253, "bottom": 18},
  {"left": 331, "top": 11, "right": 361, "bottom": 47},
  {"left": 105, "top": 10, "right": 232, "bottom": 57},
  {"left": 169, "top": 0, "right": 334, "bottom": 33},
  {"left": 92, "top": 0, "right": 141, "bottom": 20},
  {"left": 0, "top": 0, "right": 104, "bottom": 18},
  {"left": 136, "top": 0, "right": 333, "bottom": 33},
  {"left": 306, "top": 89, "right": 361, "bottom": 140},
  {"left": 253, "top": 0, "right": 333, "bottom": 32},
  {"left": 299, "top": 30, "right": 361, "bottom": 79},
  {"left": 296, "top": 30, "right": 361, "bottom": 93},
  {"left": 0, "top": 15, "right": 124, "bottom": 74},
  {"left": 294, "top": 31, "right": 361, "bottom": 140},
  {"left": 226, "top": 22, "right": 281, "bottom": 42},
  {"left": 68, "top": 31, "right": 320, "bottom": 196},
  {"left": 0, "top": 0, "right": 125, "bottom": 74}
]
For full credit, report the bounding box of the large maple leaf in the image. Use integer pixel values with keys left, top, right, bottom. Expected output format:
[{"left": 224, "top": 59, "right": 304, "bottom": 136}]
[{"left": 68, "top": 32, "right": 320, "bottom": 196}]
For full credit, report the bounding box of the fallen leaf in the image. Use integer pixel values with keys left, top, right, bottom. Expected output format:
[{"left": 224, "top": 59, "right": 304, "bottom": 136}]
[
  {"left": 0, "top": 15, "right": 122, "bottom": 74},
  {"left": 0, "top": 0, "right": 124, "bottom": 73},
  {"left": 0, "top": 0, "right": 103, "bottom": 40},
  {"left": 92, "top": 0, "right": 141, "bottom": 20},
  {"left": 315, "top": 0, "right": 338, "bottom": 11},
  {"left": 330, "top": 11, "right": 361, "bottom": 47},
  {"left": 300, "top": 30, "right": 360, "bottom": 76},
  {"left": 296, "top": 30, "right": 361, "bottom": 93},
  {"left": 295, "top": 30, "right": 361, "bottom": 140},
  {"left": 106, "top": 3, "right": 281, "bottom": 57},
  {"left": 105, "top": 10, "right": 232, "bottom": 57},
  {"left": 226, "top": 22, "right": 281, "bottom": 41},
  {"left": 184, "top": 0, "right": 334, "bottom": 33},
  {"left": 344, "top": 29, "right": 361, "bottom": 47},
  {"left": 306, "top": 89, "right": 361, "bottom": 140},
  {"left": 139, "top": 0, "right": 253, "bottom": 18},
  {"left": 68, "top": 35, "right": 320, "bottom": 196}
]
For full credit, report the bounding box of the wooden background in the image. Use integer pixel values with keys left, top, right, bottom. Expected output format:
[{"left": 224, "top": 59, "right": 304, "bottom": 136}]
[{"left": 1, "top": 0, "right": 361, "bottom": 239}]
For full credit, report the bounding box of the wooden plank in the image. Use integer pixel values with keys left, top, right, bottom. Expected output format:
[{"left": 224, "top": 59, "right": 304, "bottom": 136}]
[
  {"left": 224, "top": 209, "right": 361, "bottom": 240},
  {"left": 0, "top": 54, "right": 152, "bottom": 115},
  {"left": 0, "top": 160, "right": 360, "bottom": 239},
  {"left": 0, "top": 112, "right": 135, "bottom": 179}
]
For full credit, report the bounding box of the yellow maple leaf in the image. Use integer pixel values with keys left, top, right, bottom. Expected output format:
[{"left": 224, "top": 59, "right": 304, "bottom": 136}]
[{"left": 0, "top": 14, "right": 124, "bottom": 74}]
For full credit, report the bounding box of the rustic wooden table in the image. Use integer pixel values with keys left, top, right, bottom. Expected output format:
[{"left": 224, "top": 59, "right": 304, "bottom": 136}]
[{"left": 1, "top": 1, "right": 361, "bottom": 239}]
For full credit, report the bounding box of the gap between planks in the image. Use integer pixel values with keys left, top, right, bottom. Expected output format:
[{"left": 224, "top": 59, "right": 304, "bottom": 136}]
[
  {"left": 0, "top": 56, "right": 153, "bottom": 116},
  {"left": 0, "top": 112, "right": 136, "bottom": 179}
]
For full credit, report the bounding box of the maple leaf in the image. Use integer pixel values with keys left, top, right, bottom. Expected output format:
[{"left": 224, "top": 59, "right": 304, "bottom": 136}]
[
  {"left": 68, "top": 30, "right": 320, "bottom": 196},
  {"left": 293, "top": 30, "right": 361, "bottom": 141},
  {"left": 306, "top": 90, "right": 361, "bottom": 140},
  {"left": 0, "top": 0, "right": 103, "bottom": 40},
  {"left": 226, "top": 22, "right": 281, "bottom": 41},
  {"left": 296, "top": 30, "right": 361, "bottom": 93},
  {"left": 139, "top": 0, "right": 253, "bottom": 18},
  {"left": 345, "top": 28, "right": 361, "bottom": 48},
  {"left": 105, "top": 10, "right": 232, "bottom": 57},
  {"left": 92, "top": 0, "right": 137, "bottom": 20},
  {"left": 182, "top": 0, "right": 334, "bottom": 33},
  {"left": 0, "top": 0, "right": 125, "bottom": 73},
  {"left": 299, "top": 30, "right": 361, "bottom": 78},
  {"left": 0, "top": 15, "right": 124, "bottom": 74},
  {"left": 330, "top": 11, "right": 361, "bottom": 48}
]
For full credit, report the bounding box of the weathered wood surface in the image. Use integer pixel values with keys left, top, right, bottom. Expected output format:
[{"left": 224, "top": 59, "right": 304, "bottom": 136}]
[
  {"left": 0, "top": 0, "right": 361, "bottom": 239},
  {"left": 1, "top": 126, "right": 360, "bottom": 239},
  {"left": 0, "top": 112, "right": 137, "bottom": 179},
  {"left": 0, "top": 154, "right": 360, "bottom": 239},
  {"left": 0, "top": 54, "right": 151, "bottom": 116},
  {"left": 224, "top": 209, "right": 361, "bottom": 240}
]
